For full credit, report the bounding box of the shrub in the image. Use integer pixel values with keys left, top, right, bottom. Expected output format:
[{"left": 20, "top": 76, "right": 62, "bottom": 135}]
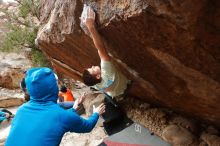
[{"left": 0, "top": 0, "right": 49, "bottom": 67}]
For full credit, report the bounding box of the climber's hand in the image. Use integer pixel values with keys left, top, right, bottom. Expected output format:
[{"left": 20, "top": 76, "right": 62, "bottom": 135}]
[
  {"left": 81, "top": 5, "right": 95, "bottom": 29},
  {"left": 85, "top": 7, "right": 95, "bottom": 30}
]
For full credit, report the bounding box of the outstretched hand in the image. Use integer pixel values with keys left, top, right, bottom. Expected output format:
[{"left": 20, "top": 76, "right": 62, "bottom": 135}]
[
  {"left": 93, "top": 103, "right": 105, "bottom": 115},
  {"left": 80, "top": 5, "right": 110, "bottom": 61},
  {"left": 73, "top": 92, "right": 87, "bottom": 110}
]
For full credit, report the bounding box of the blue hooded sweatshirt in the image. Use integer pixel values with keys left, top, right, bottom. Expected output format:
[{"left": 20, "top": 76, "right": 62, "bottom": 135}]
[{"left": 5, "top": 68, "right": 99, "bottom": 146}]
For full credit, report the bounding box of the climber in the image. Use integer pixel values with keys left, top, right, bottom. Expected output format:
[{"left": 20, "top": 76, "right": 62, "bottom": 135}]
[
  {"left": 81, "top": 6, "right": 130, "bottom": 101},
  {"left": 81, "top": 6, "right": 132, "bottom": 134},
  {"left": 20, "top": 71, "right": 30, "bottom": 102},
  {"left": 5, "top": 67, "right": 105, "bottom": 146}
]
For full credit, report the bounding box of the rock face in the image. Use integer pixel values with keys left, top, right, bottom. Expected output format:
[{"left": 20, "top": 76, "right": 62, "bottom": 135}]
[
  {"left": 162, "top": 125, "right": 196, "bottom": 145},
  {"left": 201, "top": 133, "right": 220, "bottom": 146},
  {"left": 0, "top": 87, "right": 24, "bottom": 107},
  {"left": 0, "top": 52, "right": 31, "bottom": 89},
  {"left": 37, "top": 0, "right": 220, "bottom": 126},
  {"left": 0, "top": 52, "right": 30, "bottom": 108}
]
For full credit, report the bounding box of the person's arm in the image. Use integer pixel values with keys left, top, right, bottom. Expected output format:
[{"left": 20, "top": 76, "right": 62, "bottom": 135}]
[
  {"left": 85, "top": 9, "right": 111, "bottom": 61},
  {"left": 72, "top": 92, "right": 86, "bottom": 110},
  {"left": 69, "top": 112, "right": 99, "bottom": 133},
  {"left": 65, "top": 103, "right": 105, "bottom": 133}
]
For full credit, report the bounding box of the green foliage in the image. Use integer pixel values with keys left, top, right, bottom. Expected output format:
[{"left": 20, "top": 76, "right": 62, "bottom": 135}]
[
  {"left": 19, "top": 0, "right": 40, "bottom": 19},
  {"left": 0, "top": 24, "right": 49, "bottom": 66},
  {"left": 0, "top": 0, "right": 49, "bottom": 67},
  {"left": 0, "top": 26, "right": 24, "bottom": 52},
  {"left": 0, "top": 24, "right": 38, "bottom": 52},
  {"left": 31, "top": 49, "right": 49, "bottom": 67},
  {"left": 19, "top": 0, "right": 31, "bottom": 18}
]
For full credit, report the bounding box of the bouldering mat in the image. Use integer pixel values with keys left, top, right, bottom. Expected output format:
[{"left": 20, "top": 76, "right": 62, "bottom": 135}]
[{"left": 99, "top": 123, "right": 171, "bottom": 146}]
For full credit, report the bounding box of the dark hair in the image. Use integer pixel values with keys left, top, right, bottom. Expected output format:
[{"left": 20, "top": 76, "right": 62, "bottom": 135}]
[
  {"left": 83, "top": 69, "right": 101, "bottom": 86},
  {"left": 60, "top": 85, "right": 67, "bottom": 93}
]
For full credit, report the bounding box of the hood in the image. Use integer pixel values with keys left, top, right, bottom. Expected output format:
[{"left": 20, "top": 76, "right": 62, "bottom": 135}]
[{"left": 25, "top": 67, "right": 58, "bottom": 102}]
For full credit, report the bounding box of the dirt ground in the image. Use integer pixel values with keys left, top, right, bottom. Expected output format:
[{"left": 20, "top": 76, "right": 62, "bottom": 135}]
[{"left": 60, "top": 115, "right": 107, "bottom": 146}]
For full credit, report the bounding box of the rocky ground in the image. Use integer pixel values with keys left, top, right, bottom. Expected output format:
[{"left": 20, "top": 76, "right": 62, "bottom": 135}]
[
  {"left": 1, "top": 74, "right": 220, "bottom": 146},
  {"left": 60, "top": 117, "right": 107, "bottom": 146},
  {"left": 60, "top": 79, "right": 220, "bottom": 146},
  {"left": 120, "top": 97, "right": 220, "bottom": 146}
]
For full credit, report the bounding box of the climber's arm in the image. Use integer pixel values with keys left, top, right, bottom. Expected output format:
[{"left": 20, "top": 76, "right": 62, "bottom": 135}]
[{"left": 85, "top": 9, "right": 110, "bottom": 62}]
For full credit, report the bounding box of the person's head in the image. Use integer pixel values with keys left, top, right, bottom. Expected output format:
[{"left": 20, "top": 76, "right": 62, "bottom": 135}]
[
  {"left": 25, "top": 67, "right": 58, "bottom": 102},
  {"left": 60, "top": 85, "right": 67, "bottom": 93},
  {"left": 22, "top": 70, "right": 27, "bottom": 78},
  {"left": 83, "top": 66, "right": 101, "bottom": 86}
]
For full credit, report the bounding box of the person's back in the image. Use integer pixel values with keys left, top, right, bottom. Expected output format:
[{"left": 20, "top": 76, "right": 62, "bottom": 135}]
[
  {"left": 5, "top": 68, "right": 104, "bottom": 146},
  {"left": 6, "top": 103, "right": 73, "bottom": 146},
  {"left": 59, "top": 86, "right": 75, "bottom": 102}
]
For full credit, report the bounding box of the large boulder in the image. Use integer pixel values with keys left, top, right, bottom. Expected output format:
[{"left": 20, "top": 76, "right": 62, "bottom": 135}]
[
  {"left": 0, "top": 52, "right": 31, "bottom": 89},
  {"left": 201, "top": 133, "right": 220, "bottom": 146},
  {"left": 162, "top": 125, "right": 197, "bottom": 146},
  {"left": 0, "top": 87, "right": 24, "bottom": 107},
  {"left": 36, "top": 0, "right": 220, "bottom": 127}
]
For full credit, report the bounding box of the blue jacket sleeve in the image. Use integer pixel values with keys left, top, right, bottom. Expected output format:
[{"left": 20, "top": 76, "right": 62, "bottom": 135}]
[
  {"left": 0, "top": 111, "right": 5, "bottom": 116},
  {"left": 0, "top": 111, "right": 6, "bottom": 122},
  {"left": 62, "top": 109, "right": 99, "bottom": 133}
]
